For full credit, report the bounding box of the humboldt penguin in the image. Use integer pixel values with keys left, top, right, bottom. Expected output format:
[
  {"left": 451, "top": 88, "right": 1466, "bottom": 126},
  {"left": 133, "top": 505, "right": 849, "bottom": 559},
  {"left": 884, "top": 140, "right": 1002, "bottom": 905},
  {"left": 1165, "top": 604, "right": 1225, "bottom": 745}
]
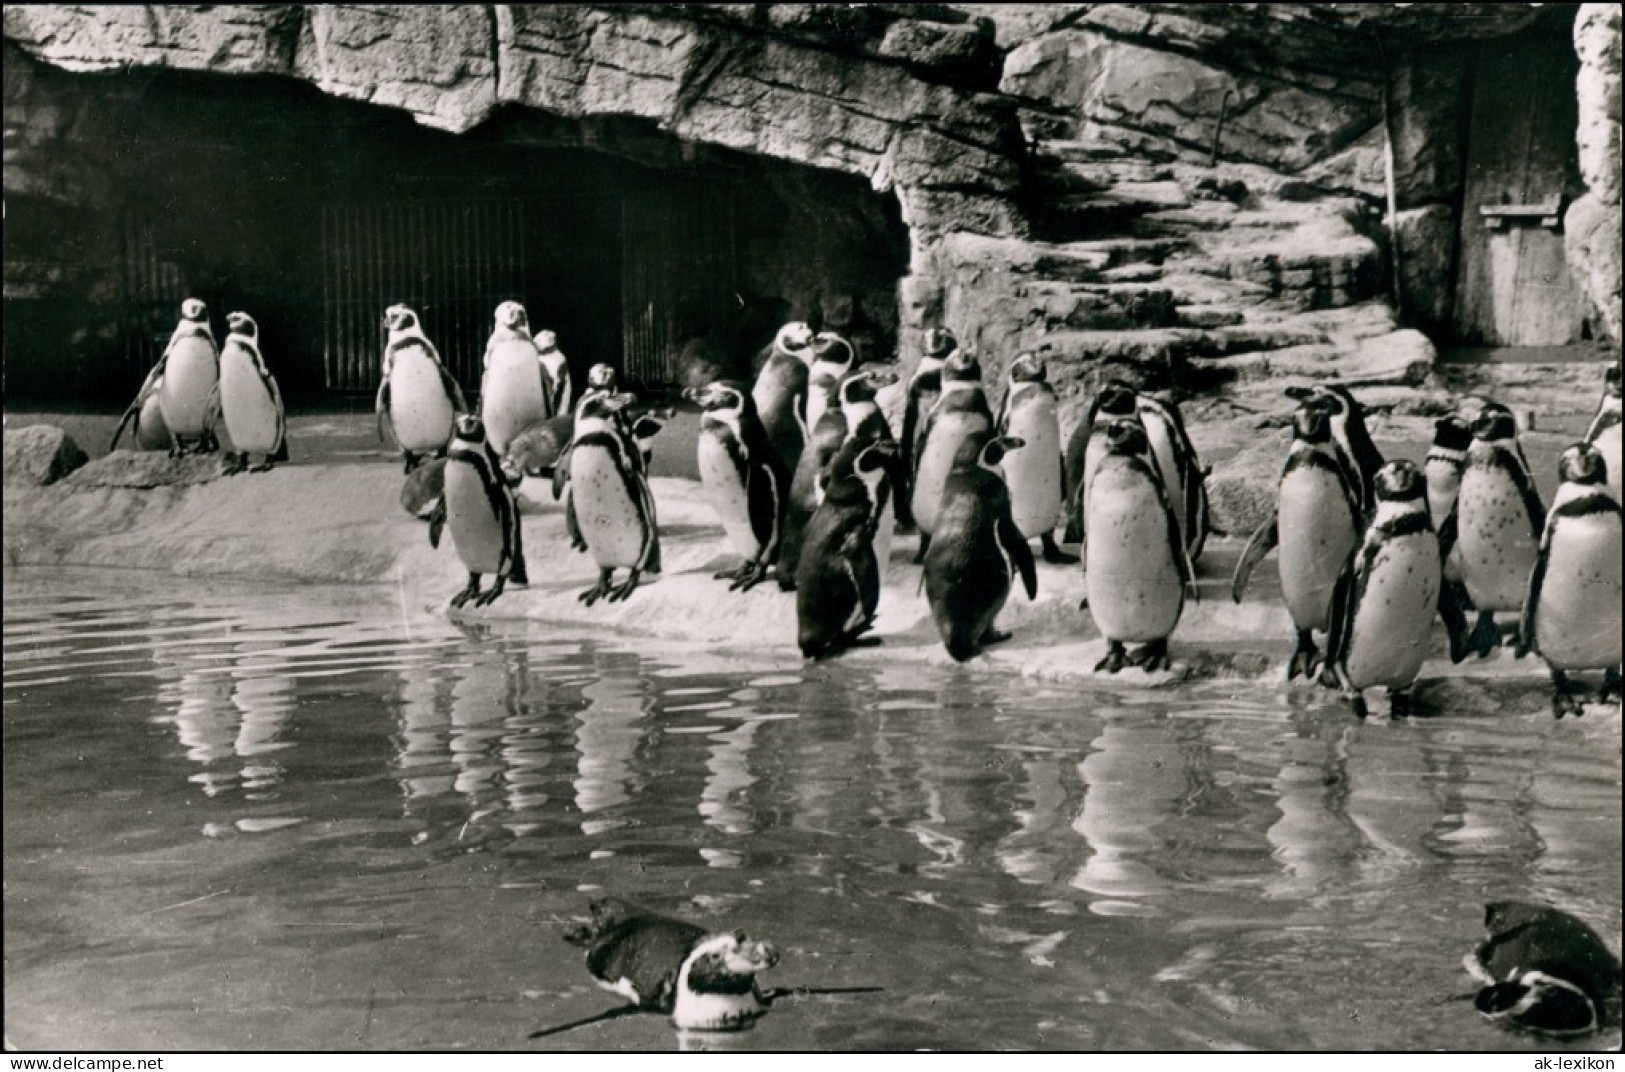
[
  {"left": 1516, "top": 442, "right": 1623, "bottom": 717},
  {"left": 924, "top": 434, "right": 1038, "bottom": 662},
  {"left": 751, "top": 321, "right": 816, "bottom": 479},
  {"left": 1231, "top": 397, "right": 1362, "bottom": 680},
  {"left": 1085, "top": 418, "right": 1195, "bottom": 674},
  {"left": 534, "top": 329, "right": 574, "bottom": 421},
  {"left": 1283, "top": 383, "right": 1383, "bottom": 514},
  {"left": 804, "top": 331, "right": 856, "bottom": 443},
  {"left": 567, "top": 391, "right": 662, "bottom": 607},
  {"left": 796, "top": 437, "right": 901, "bottom": 659},
  {"left": 150, "top": 298, "right": 219, "bottom": 456},
  {"left": 480, "top": 300, "right": 550, "bottom": 456},
  {"left": 376, "top": 304, "right": 467, "bottom": 474},
  {"left": 1062, "top": 378, "right": 1139, "bottom": 548},
  {"left": 109, "top": 375, "right": 172, "bottom": 453},
  {"left": 910, "top": 348, "right": 994, "bottom": 563},
  {"left": 1318, "top": 460, "right": 1445, "bottom": 718},
  {"left": 838, "top": 367, "right": 903, "bottom": 575},
  {"left": 1584, "top": 362, "right": 1621, "bottom": 503},
  {"left": 1450, "top": 401, "right": 1546, "bottom": 657},
  {"left": 898, "top": 327, "right": 958, "bottom": 530},
  {"left": 689, "top": 380, "right": 788, "bottom": 592},
  {"left": 214, "top": 311, "right": 287, "bottom": 474},
  {"left": 428, "top": 414, "right": 528, "bottom": 609},
  {"left": 1464, "top": 901, "right": 1620, "bottom": 1038},
  {"left": 1425, "top": 413, "right": 1477, "bottom": 662},
  {"left": 996, "top": 352, "right": 1075, "bottom": 564}
]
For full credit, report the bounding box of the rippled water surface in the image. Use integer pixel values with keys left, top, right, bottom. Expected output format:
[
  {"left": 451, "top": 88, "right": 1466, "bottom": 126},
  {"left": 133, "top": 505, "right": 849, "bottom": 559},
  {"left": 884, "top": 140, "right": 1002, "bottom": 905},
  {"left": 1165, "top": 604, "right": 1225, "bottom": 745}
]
[{"left": 4, "top": 568, "right": 1620, "bottom": 1052}]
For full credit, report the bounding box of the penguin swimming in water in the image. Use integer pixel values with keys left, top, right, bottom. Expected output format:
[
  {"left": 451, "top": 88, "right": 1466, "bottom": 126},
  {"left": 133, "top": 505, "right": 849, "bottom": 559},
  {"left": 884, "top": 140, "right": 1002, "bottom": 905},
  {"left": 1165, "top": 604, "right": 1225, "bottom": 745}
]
[
  {"left": 1318, "top": 460, "right": 1450, "bottom": 718},
  {"left": 1584, "top": 362, "right": 1621, "bottom": 503},
  {"left": 1516, "top": 442, "right": 1623, "bottom": 717},
  {"left": 566, "top": 391, "right": 662, "bottom": 607},
  {"left": 796, "top": 437, "right": 902, "bottom": 660},
  {"left": 751, "top": 321, "right": 816, "bottom": 480},
  {"left": 428, "top": 414, "right": 528, "bottom": 609},
  {"left": 910, "top": 348, "right": 994, "bottom": 563},
  {"left": 924, "top": 434, "right": 1038, "bottom": 662},
  {"left": 1231, "top": 396, "right": 1362, "bottom": 681},
  {"left": 109, "top": 373, "right": 172, "bottom": 453},
  {"left": 898, "top": 327, "right": 958, "bottom": 531},
  {"left": 1085, "top": 418, "right": 1196, "bottom": 674},
  {"left": 534, "top": 329, "right": 574, "bottom": 421},
  {"left": 1449, "top": 401, "right": 1546, "bottom": 657},
  {"left": 1283, "top": 382, "right": 1384, "bottom": 514},
  {"left": 376, "top": 304, "right": 467, "bottom": 474},
  {"left": 481, "top": 300, "right": 550, "bottom": 457},
  {"left": 1464, "top": 901, "right": 1620, "bottom": 1038},
  {"left": 214, "top": 311, "right": 287, "bottom": 474},
  {"left": 996, "top": 352, "right": 1075, "bottom": 565},
  {"left": 689, "top": 380, "right": 788, "bottom": 592},
  {"left": 135, "top": 298, "right": 218, "bottom": 457}
]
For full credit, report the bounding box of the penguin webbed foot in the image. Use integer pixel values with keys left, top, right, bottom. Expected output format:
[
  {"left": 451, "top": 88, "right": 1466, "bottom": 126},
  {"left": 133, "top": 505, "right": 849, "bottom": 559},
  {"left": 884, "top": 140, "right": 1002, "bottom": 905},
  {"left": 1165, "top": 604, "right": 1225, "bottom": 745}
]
[
  {"left": 1347, "top": 691, "right": 1369, "bottom": 720},
  {"left": 247, "top": 456, "right": 274, "bottom": 473},
  {"left": 1040, "top": 535, "right": 1079, "bottom": 565},
  {"left": 912, "top": 535, "right": 931, "bottom": 565},
  {"left": 220, "top": 452, "right": 246, "bottom": 476},
  {"left": 1127, "top": 640, "right": 1170, "bottom": 673},
  {"left": 473, "top": 578, "right": 506, "bottom": 608},
  {"left": 1600, "top": 667, "right": 1621, "bottom": 705},
  {"left": 579, "top": 569, "right": 616, "bottom": 607},
  {"left": 450, "top": 576, "right": 483, "bottom": 609},
  {"left": 1287, "top": 633, "right": 1320, "bottom": 682},
  {"left": 1469, "top": 612, "right": 1502, "bottom": 658},
  {"left": 403, "top": 452, "right": 421, "bottom": 475},
  {"left": 726, "top": 561, "right": 769, "bottom": 592},
  {"left": 1548, "top": 668, "right": 1584, "bottom": 719},
  {"left": 1388, "top": 688, "right": 1414, "bottom": 719},
  {"left": 1095, "top": 641, "right": 1128, "bottom": 674},
  {"left": 1503, "top": 622, "right": 1531, "bottom": 658},
  {"left": 980, "top": 628, "right": 1013, "bottom": 647},
  {"left": 607, "top": 570, "right": 644, "bottom": 603}
]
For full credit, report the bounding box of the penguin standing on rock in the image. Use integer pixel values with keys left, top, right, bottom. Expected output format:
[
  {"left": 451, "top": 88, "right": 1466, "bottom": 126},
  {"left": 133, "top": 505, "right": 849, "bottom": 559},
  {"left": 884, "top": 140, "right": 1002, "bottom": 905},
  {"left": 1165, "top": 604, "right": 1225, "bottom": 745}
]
[
  {"left": 689, "top": 380, "right": 788, "bottom": 592},
  {"left": 924, "top": 435, "right": 1037, "bottom": 662},
  {"left": 376, "top": 304, "right": 467, "bottom": 474},
  {"left": 214, "top": 311, "right": 287, "bottom": 474},
  {"left": 1063, "top": 378, "right": 1139, "bottom": 548},
  {"left": 566, "top": 392, "right": 661, "bottom": 607},
  {"left": 910, "top": 349, "right": 994, "bottom": 563},
  {"left": 1283, "top": 382, "right": 1384, "bottom": 514},
  {"left": 429, "top": 414, "right": 528, "bottom": 609},
  {"left": 804, "top": 332, "right": 856, "bottom": 444},
  {"left": 898, "top": 327, "right": 958, "bottom": 531},
  {"left": 137, "top": 298, "right": 218, "bottom": 457},
  {"left": 1583, "top": 362, "right": 1621, "bottom": 503},
  {"left": 534, "top": 330, "right": 574, "bottom": 421},
  {"left": 796, "top": 437, "right": 902, "bottom": 659},
  {"left": 1085, "top": 419, "right": 1195, "bottom": 674},
  {"left": 1426, "top": 414, "right": 1478, "bottom": 662},
  {"left": 1464, "top": 901, "right": 1620, "bottom": 1038},
  {"left": 996, "top": 352, "right": 1075, "bottom": 564},
  {"left": 109, "top": 373, "right": 172, "bottom": 453},
  {"left": 1517, "top": 442, "right": 1623, "bottom": 717},
  {"left": 1231, "top": 397, "right": 1362, "bottom": 681},
  {"left": 1449, "top": 401, "right": 1546, "bottom": 657},
  {"left": 751, "top": 321, "right": 816, "bottom": 479},
  {"left": 481, "top": 300, "right": 550, "bottom": 457}
]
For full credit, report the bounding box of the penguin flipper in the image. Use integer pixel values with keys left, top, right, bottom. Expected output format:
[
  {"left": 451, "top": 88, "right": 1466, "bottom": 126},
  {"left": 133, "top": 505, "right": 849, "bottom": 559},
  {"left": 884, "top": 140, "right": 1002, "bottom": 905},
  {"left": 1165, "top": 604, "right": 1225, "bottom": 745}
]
[
  {"left": 1320, "top": 545, "right": 1361, "bottom": 676},
  {"left": 270, "top": 376, "right": 289, "bottom": 462},
  {"left": 1509, "top": 451, "right": 1548, "bottom": 535},
  {"left": 428, "top": 497, "right": 447, "bottom": 549},
  {"left": 997, "top": 511, "right": 1039, "bottom": 601},
  {"left": 1517, "top": 518, "right": 1555, "bottom": 659},
  {"left": 1061, "top": 403, "right": 1098, "bottom": 544},
  {"left": 564, "top": 485, "right": 586, "bottom": 553},
  {"left": 109, "top": 372, "right": 156, "bottom": 453},
  {"left": 1231, "top": 512, "right": 1280, "bottom": 603}
]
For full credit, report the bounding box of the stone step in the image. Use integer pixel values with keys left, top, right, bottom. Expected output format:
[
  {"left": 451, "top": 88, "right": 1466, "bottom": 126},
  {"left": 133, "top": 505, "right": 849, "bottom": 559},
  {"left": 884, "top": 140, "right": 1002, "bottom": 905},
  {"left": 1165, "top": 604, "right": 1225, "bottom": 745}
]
[
  {"left": 1033, "top": 139, "right": 1136, "bottom": 165},
  {"left": 1042, "top": 236, "right": 1188, "bottom": 270},
  {"left": 1174, "top": 304, "right": 1246, "bottom": 329},
  {"left": 1014, "top": 280, "right": 1179, "bottom": 332},
  {"left": 1030, "top": 180, "right": 1194, "bottom": 242}
]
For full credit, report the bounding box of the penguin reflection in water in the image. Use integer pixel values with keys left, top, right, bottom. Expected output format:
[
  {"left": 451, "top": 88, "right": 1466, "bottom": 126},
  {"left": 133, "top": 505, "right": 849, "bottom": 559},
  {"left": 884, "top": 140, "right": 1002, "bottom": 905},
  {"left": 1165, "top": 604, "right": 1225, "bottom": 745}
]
[
  {"left": 213, "top": 312, "right": 288, "bottom": 474},
  {"left": 1463, "top": 901, "right": 1620, "bottom": 1038},
  {"left": 428, "top": 414, "right": 528, "bottom": 609},
  {"left": 688, "top": 380, "right": 788, "bottom": 593}
]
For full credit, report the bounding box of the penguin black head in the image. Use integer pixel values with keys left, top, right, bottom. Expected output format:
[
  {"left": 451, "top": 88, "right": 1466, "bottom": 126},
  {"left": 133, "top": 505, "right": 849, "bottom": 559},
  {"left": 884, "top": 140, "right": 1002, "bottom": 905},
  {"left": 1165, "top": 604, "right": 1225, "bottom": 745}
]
[
  {"left": 1101, "top": 416, "right": 1150, "bottom": 456},
  {"left": 1605, "top": 363, "right": 1622, "bottom": 396},
  {"left": 454, "top": 414, "right": 487, "bottom": 442},
  {"left": 923, "top": 327, "right": 957, "bottom": 360},
  {"left": 1469, "top": 901, "right": 1619, "bottom": 1038},
  {"left": 1558, "top": 442, "right": 1608, "bottom": 486},
  {"left": 1283, "top": 383, "right": 1354, "bottom": 417},
  {"left": 943, "top": 349, "right": 982, "bottom": 384},
  {"left": 847, "top": 438, "right": 901, "bottom": 498},
  {"left": 811, "top": 332, "right": 854, "bottom": 368},
  {"left": 534, "top": 329, "right": 559, "bottom": 352},
  {"left": 838, "top": 367, "right": 896, "bottom": 406},
  {"left": 226, "top": 311, "right": 258, "bottom": 340},
  {"left": 1373, "top": 459, "right": 1425, "bottom": 502},
  {"left": 1471, "top": 402, "right": 1518, "bottom": 441},
  {"left": 684, "top": 931, "right": 780, "bottom": 994},
  {"left": 689, "top": 380, "right": 754, "bottom": 416},
  {"left": 1096, "top": 380, "right": 1138, "bottom": 418},
  {"left": 494, "top": 300, "right": 530, "bottom": 333},
  {"left": 1008, "top": 352, "right": 1047, "bottom": 383},
  {"left": 1291, "top": 399, "right": 1334, "bottom": 443},
  {"left": 587, "top": 363, "right": 619, "bottom": 391},
  {"left": 179, "top": 297, "right": 209, "bottom": 323},
  {"left": 1473, "top": 977, "right": 1598, "bottom": 1036},
  {"left": 1432, "top": 414, "right": 1473, "bottom": 452},
  {"left": 978, "top": 434, "right": 1025, "bottom": 470},
  {"left": 578, "top": 391, "right": 635, "bottom": 423},
  {"left": 775, "top": 321, "right": 815, "bottom": 359},
  {"left": 384, "top": 304, "right": 420, "bottom": 335}
]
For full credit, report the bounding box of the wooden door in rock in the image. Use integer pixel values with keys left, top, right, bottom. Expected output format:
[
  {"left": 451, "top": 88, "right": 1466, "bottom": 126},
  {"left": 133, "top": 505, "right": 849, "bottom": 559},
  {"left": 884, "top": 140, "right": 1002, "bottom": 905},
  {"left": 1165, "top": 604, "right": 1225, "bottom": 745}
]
[{"left": 1452, "top": 32, "right": 1586, "bottom": 347}]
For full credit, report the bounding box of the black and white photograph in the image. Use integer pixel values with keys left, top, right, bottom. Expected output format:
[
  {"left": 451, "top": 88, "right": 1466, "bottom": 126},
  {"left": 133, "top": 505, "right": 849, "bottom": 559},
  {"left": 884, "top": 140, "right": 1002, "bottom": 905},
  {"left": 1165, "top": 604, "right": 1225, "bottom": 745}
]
[{"left": 3, "top": 1, "right": 1620, "bottom": 1057}]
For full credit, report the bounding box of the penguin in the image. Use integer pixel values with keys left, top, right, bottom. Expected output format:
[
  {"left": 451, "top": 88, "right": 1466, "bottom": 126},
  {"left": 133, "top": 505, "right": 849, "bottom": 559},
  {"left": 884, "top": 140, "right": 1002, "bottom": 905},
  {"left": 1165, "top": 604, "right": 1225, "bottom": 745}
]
[
  {"left": 910, "top": 348, "right": 994, "bottom": 563},
  {"left": 796, "top": 437, "right": 902, "bottom": 659},
  {"left": 558, "top": 898, "right": 779, "bottom": 1033},
  {"left": 1516, "top": 442, "right": 1623, "bottom": 717},
  {"left": 1062, "top": 378, "right": 1139, "bottom": 548},
  {"left": 507, "top": 413, "right": 576, "bottom": 480},
  {"left": 996, "top": 352, "right": 1076, "bottom": 565},
  {"left": 400, "top": 456, "right": 446, "bottom": 520},
  {"left": 1230, "top": 396, "right": 1362, "bottom": 681},
  {"left": 376, "top": 304, "right": 467, "bottom": 474},
  {"left": 1464, "top": 901, "right": 1620, "bottom": 1038},
  {"left": 923, "top": 434, "right": 1038, "bottom": 662},
  {"left": 898, "top": 327, "right": 958, "bottom": 531},
  {"left": 1085, "top": 418, "right": 1196, "bottom": 674},
  {"left": 836, "top": 367, "right": 903, "bottom": 576},
  {"left": 751, "top": 321, "right": 816, "bottom": 479},
  {"left": 552, "top": 364, "right": 643, "bottom": 506},
  {"left": 480, "top": 300, "right": 550, "bottom": 457},
  {"left": 1283, "top": 383, "right": 1384, "bottom": 514},
  {"left": 1425, "top": 413, "right": 1478, "bottom": 663},
  {"left": 1449, "top": 401, "right": 1546, "bottom": 657},
  {"left": 566, "top": 391, "right": 662, "bottom": 607},
  {"left": 428, "top": 414, "right": 528, "bottom": 609},
  {"left": 688, "top": 379, "right": 789, "bottom": 592},
  {"left": 1318, "top": 460, "right": 1446, "bottom": 719},
  {"left": 109, "top": 375, "right": 172, "bottom": 453},
  {"left": 147, "top": 298, "right": 219, "bottom": 456},
  {"left": 534, "top": 329, "right": 574, "bottom": 421},
  {"left": 804, "top": 331, "right": 857, "bottom": 443},
  {"left": 213, "top": 311, "right": 287, "bottom": 474},
  {"left": 1583, "top": 362, "right": 1621, "bottom": 503}
]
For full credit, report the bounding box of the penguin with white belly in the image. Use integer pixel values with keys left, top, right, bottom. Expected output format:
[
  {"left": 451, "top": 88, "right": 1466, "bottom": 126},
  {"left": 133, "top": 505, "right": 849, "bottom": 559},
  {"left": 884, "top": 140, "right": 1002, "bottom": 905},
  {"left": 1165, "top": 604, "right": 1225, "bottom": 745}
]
[
  {"left": 1448, "top": 401, "right": 1546, "bottom": 657},
  {"left": 109, "top": 375, "right": 172, "bottom": 453},
  {"left": 481, "top": 300, "right": 550, "bottom": 457},
  {"left": 566, "top": 391, "right": 661, "bottom": 607},
  {"left": 428, "top": 414, "right": 528, "bottom": 609},
  {"left": 898, "top": 327, "right": 957, "bottom": 531},
  {"left": 996, "top": 352, "right": 1075, "bottom": 564},
  {"left": 688, "top": 380, "right": 789, "bottom": 592},
  {"left": 1283, "top": 383, "right": 1384, "bottom": 515},
  {"left": 1085, "top": 419, "right": 1196, "bottom": 674},
  {"left": 1464, "top": 901, "right": 1621, "bottom": 1038},
  {"left": 534, "top": 330, "right": 574, "bottom": 421},
  {"left": 145, "top": 298, "right": 219, "bottom": 456},
  {"left": 796, "top": 437, "right": 902, "bottom": 660},
  {"left": 1425, "top": 414, "right": 1477, "bottom": 662},
  {"left": 1062, "top": 378, "right": 1139, "bottom": 548},
  {"left": 1583, "top": 362, "right": 1621, "bottom": 503},
  {"left": 910, "top": 349, "right": 994, "bottom": 563},
  {"left": 376, "top": 304, "right": 467, "bottom": 474},
  {"left": 1231, "top": 397, "right": 1362, "bottom": 681},
  {"left": 751, "top": 321, "right": 816, "bottom": 480},
  {"left": 804, "top": 331, "right": 856, "bottom": 443},
  {"left": 1318, "top": 460, "right": 1450, "bottom": 719},
  {"left": 214, "top": 312, "right": 287, "bottom": 474},
  {"left": 1516, "top": 442, "right": 1623, "bottom": 717},
  {"left": 924, "top": 434, "right": 1038, "bottom": 662}
]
